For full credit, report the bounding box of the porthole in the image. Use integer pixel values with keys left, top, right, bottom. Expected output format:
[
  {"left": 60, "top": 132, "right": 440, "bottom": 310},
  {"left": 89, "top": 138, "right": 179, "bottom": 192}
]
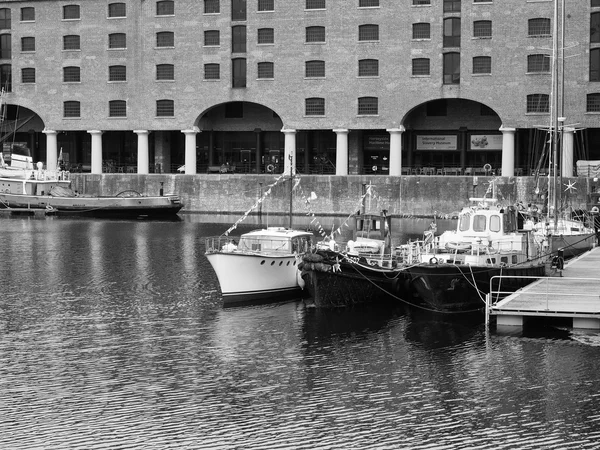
[{"left": 260, "top": 260, "right": 266, "bottom": 265}]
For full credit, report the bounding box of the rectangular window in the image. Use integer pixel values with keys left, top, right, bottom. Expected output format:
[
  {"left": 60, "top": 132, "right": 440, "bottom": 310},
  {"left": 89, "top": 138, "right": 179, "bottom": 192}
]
[
  {"left": 204, "top": 63, "right": 220, "bottom": 80},
  {"left": 232, "top": 58, "right": 246, "bottom": 87},
  {"left": 63, "top": 5, "right": 80, "bottom": 20},
  {"left": 64, "top": 101, "right": 80, "bottom": 118},
  {"left": 443, "top": 0, "right": 461, "bottom": 12},
  {"left": 472, "top": 56, "right": 491, "bottom": 74},
  {"left": 21, "top": 67, "right": 35, "bottom": 83},
  {"left": 257, "top": 62, "right": 274, "bottom": 79},
  {"left": 204, "top": 30, "right": 220, "bottom": 46},
  {"left": 108, "top": 3, "right": 126, "bottom": 18},
  {"left": 412, "top": 23, "right": 430, "bottom": 39},
  {"left": 591, "top": 48, "right": 600, "bottom": 81},
  {"left": 21, "top": 7, "right": 35, "bottom": 21},
  {"left": 359, "top": 0, "right": 379, "bottom": 6},
  {"left": 109, "top": 33, "right": 126, "bottom": 49},
  {"left": 21, "top": 37, "right": 35, "bottom": 52},
  {"left": 412, "top": 0, "right": 430, "bottom": 4},
  {"left": 527, "top": 54, "right": 550, "bottom": 73},
  {"left": 594, "top": 0, "right": 600, "bottom": 7},
  {"left": 258, "top": 0, "right": 274, "bottom": 11},
  {"left": 592, "top": 13, "right": 600, "bottom": 43},
  {"left": 0, "top": 9, "right": 10, "bottom": 29},
  {"left": 358, "top": 59, "right": 378, "bottom": 77},
  {"left": 528, "top": 18, "right": 551, "bottom": 37},
  {"left": 527, "top": 94, "right": 549, "bottom": 113},
  {"left": 109, "top": 65, "right": 126, "bottom": 81},
  {"left": 63, "top": 66, "right": 80, "bottom": 82},
  {"left": 306, "top": 0, "right": 325, "bottom": 9},
  {"left": 63, "top": 35, "right": 80, "bottom": 50},
  {"left": 205, "top": 0, "right": 220, "bottom": 14},
  {"left": 157, "top": 64, "right": 174, "bottom": 80},
  {"left": 232, "top": 0, "right": 246, "bottom": 21},
  {"left": 109, "top": 100, "right": 127, "bottom": 117},
  {"left": 0, "top": 35, "right": 11, "bottom": 59},
  {"left": 359, "top": 24, "right": 379, "bottom": 41},
  {"left": 157, "top": 99, "right": 174, "bottom": 117},
  {"left": 587, "top": 93, "right": 600, "bottom": 112},
  {"left": 358, "top": 97, "right": 378, "bottom": 115},
  {"left": 306, "top": 26, "right": 325, "bottom": 43},
  {"left": 474, "top": 0, "right": 492, "bottom": 2},
  {"left": 412, "top": 58, "right": 430, "bottom": 76},
  {"left": 305, "top": 60, "right": 325, "bottom": 77},
  {"left": 473, "top": 21, "right": 491, "bottom": 38},
  {"left": 305, "top": 98, "right": 325, "bottom": 115},
  {"left": 156, "top": 31, "right": 174, "bottom": 47},
  {"left": 443, "top": 52, "right": 460, "bottom": 84},
  {"left": 443, "top": 18, "right": 461, "bottom": 47},
  {"left": 258, "top": 28, "right": 274, "bottom": 44},
  {"left": 232, "top": 26, "right": 246, "bottom": 52},
  {"left": 157, "top": 1, "right": 174, "bottom": 16}
]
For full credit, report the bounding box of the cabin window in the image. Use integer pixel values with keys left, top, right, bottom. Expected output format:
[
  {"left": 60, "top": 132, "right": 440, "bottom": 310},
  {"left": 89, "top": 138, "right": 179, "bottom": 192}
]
[
  {"left": 473, "top": 215, "right": 486, "bottom": 232},
  {"left": 489, "top": 215, "right": 501, "bottom": 232},
  {"left": 512, "top": 255, "right": 517, "bottom": 264},
  {"left": 458, "top": 214, "right": 470, "bottom": 231}
]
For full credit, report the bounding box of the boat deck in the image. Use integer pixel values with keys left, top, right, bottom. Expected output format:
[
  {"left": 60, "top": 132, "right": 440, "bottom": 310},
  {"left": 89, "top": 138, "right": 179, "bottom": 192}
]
[{"left": 487, "top": 246, "right": 600, "bottom": 329}]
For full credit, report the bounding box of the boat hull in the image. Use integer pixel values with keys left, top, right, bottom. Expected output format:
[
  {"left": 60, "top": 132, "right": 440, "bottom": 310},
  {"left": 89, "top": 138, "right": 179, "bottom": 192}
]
[
  {"left": 205, "top": 252, "right": 306, "bottom": 306},
  {"left": 406, "top": 262, "right": 547, "bottom": 312},
  {"left": 549, "top": 233, "right": 597, "bottom": 259}
]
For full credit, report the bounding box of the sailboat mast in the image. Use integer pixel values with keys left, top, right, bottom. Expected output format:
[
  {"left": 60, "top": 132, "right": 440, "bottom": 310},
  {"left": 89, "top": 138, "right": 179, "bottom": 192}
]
[
  {"left": 550, "top": 0, "right": 560, "bottom": 230},
  {"left": 288, "top": 153, "right": 293, "bottom": 229}
]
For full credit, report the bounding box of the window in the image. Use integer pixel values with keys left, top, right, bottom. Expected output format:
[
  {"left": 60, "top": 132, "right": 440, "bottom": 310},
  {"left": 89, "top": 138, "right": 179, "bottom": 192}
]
[
  {"left": 306, "top": 26, "right": 325, "bottom": 43},
  {"left": 232, "top": 26, "right": 246, "bottom": 52},
  {"left": 258, "top": 28, "right": 274, "bottom": 44},
  {"left": 156, "top": 31, "right": 174, "bottom": 47},
  {"left": 109, "top": 33, "right": 126, "bottom": 49},
  {"left": 157, "top": 99, "right": 174, "bottom": 117},
  {"left": 205, "top": 0, "right": 220, "bottom": 14},
  {"left": 305, "top": 60, "right": 325, "bottom": 77},
  {"left": 21, "top": 37, "right": 35, "bottom": 52},
  {"left": 109, "top": 100, "right": 127, "bottom": 117},
  {"left": 359, "top": 25, "right": 379, "bottom": 41},
  {"left": 232, "top": 58, "right": 246, "bottom": 87},
  {"left": 528, "top": 18, "right": 551, "bottom": 37},
  {"left": 473, "top": 215, "right": 486, "bottom": 232},
  {"left": 474, "top": 0, "right": 492, "bottom": 2},
  {"left": 204, "top": 30, "right": 220, "bottom": 46},
  {"left": 443, "top": 18, "right": 461, "bottom": 47},
  {"left": 63, "top": 5, "right": 80, "bottom": 20},
  {"left": 157, "top": 64, "right": 174, "bottom": 80},
  {"left": 527, "top": 94, "right": 549, "bottom": 113},
  {"left": 63, "top": 35, "right": 80, "bottom": 50},
  {"left": 63, "top": 66, "right": 80, "bottom": 82},
  {"left": 527, "top": 54, "right": 550, "bottom": 73},
  {"left": 587, "top": 93, "right": 600, "bottom": 112},
  {"left": 0, "top": 8, "right": 10, "bottom": 29},
  {"left": 108, "top": 3, "right": 126, "bottom": 18},
  {"left": 443, "top": 0, "right": 460, "bottom": 12},
  {"left": 473, "top": 20, "right": 491, "bottom": 38},
  {"left": 359, "top": 0, "right": 379, "bottom": 6},
  {"left": 306, "top": 0, "right": 325, "bottom": 9},
  {"left": 591, "top": 48, "right": 600, "bottom": 81},
  {"left": 257, "top": 62, "right": 274, "bottom": 79},
  {"left": 0, "top": 64, "right": 10, "bottom": 91},
  {"left": 156, "top": 1, "right": 174, "bottom": 16},
  {"left": 413, "top": 23, "right": 430, "bottom": 39},
  {"left": 443, "top": 52, "right": 460, "bottom": 84},
  {"left": 63, "top": 101, "right": 80, "bottom": 118},
  {"left": 109, "top": 65, "right": 126, "bottom": 81},
  {"left": 473, "top": 56, "right": 491, "bottom": 74},
  {"left": 359, "top": 59, "right": 379, "bottom": 77},
  {"left": 412, "top": 0, "right": 430, "bottom": 5},
  {"left": 592, "top": 13, "right": 600, "bottom": 43},
  {"left": 594, "top": 0, "right": 600, "bottom": 7},
  {"left": 21, "top": 68, "right": 35, "bottom": 83},
  {"left": 305, "top": 98, "right": 325, "bottom": 115},
  {"left": 204, "top": 63, "right": 220, "bottom": 80},
  {"left": 258, "top": 0, "right": 274, "bottom": 11},
  {"left": 0, "top": 34, "right": 11, "bottom": 58},
  {"left": 21, "top": 7, "right": 35, "bottom": 21},
  {"left": 412, "top": 58, "right": 430, "bottom": 76},
  {"left": 358, "top": 97, "right": 378, "bottom": 115},
  {"left": 232, "top": 0, "right": 246, "bottom": 21}
]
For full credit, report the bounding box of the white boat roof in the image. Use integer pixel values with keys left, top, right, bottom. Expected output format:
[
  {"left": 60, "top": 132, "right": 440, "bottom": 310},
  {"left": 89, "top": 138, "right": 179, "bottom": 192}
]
[{"left": 241, "top": 227, "right": 313, "bottom": 239}]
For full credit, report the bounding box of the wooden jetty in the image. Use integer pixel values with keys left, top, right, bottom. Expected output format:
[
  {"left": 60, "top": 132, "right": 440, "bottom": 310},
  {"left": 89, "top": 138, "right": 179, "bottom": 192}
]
[{"left": 486, "top": 246, "right": 600, "bottom": 330}]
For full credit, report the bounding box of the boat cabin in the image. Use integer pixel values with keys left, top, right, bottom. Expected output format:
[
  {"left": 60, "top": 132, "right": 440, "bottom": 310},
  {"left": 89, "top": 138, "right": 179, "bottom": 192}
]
[{"left": 236, "top": 228, "right": 313, "bottom": 255}]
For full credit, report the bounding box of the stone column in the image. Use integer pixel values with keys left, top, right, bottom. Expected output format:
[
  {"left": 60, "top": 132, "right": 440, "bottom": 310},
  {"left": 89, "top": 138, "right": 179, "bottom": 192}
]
[
  {"left": 500, "top": 126, "right": 516, "bottom": 177},
  {"left": 88, "top": 130, "right": 103, "bottom": 174},
  {"left": 42, "top": 129, "right": 58, "bottom": 171},
  {"left": 282, "top": 129, "right": 296, "bottom": 175},
  {"left": 134, "top": 130, "right": 150, "bottom": 174},
  {"left": 387, "top": 127, "right": 405, "bottom": 176},
  {"left": 333, "top": 129, "right": 349, "bottom": 176},
  {"left": 182, "top": 129, "right": 199, "bottom": 175},
  {"left": 561, "top": 126, "right": 574, "bottom": 177}
]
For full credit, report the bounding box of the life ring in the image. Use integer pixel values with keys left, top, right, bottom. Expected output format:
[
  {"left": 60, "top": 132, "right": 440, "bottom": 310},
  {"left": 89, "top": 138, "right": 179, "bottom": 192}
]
[
  {"left": 266, "top": 164, "right": 274, "bottom": 173},
  {"left": 429, "top": 256, "right": 438, "bottom": 264},
  {"left": 591, "top": 206, "right": 599, "bottom": 214},
  {"left": 483, "top": 163, "right": 492, "bottom": 172}
]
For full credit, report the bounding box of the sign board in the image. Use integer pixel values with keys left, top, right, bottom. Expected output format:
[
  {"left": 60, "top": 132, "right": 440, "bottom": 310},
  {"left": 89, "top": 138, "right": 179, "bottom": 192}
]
[
  {"left": 365, "top": 135, "right": 390, "bottom": 150},
  {"left": 416, "top": 135, "right": 457, "bottom": 151},
  {"left": 470, "top": 134, "right": 502, "bottom": 151}
]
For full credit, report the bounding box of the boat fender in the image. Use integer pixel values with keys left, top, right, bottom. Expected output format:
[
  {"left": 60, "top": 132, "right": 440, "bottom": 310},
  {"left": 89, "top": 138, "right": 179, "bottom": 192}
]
[
  {"left": 266, "top": 164, "right": 275, "bottom": 173},
  {"left": 591, "top": 206, "right": 599, "bottom": 214},
  {"left": 429, "top": 256, "right": 438, "bottom": 264},
  {"left": 483, "top": 163, "right": 492, "bottom": 173},
  {"left": 438, "top": 258, "right": 444, "bottom": 264}
]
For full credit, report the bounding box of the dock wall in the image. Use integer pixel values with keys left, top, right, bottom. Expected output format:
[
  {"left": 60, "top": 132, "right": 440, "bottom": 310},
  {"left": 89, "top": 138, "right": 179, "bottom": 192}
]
[{"left": 69, "top": 174, "right": 593, "bottom": 219}]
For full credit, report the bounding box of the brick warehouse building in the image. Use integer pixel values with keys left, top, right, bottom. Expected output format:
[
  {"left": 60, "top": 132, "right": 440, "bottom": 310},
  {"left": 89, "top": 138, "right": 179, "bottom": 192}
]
[{"left": 1, "top": 0, "right": 600, "bottom": 178}]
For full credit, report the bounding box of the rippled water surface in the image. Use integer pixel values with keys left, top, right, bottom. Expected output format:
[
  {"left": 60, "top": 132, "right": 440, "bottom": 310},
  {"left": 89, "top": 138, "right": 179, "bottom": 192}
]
[{"left": 1, "top": 216, "right": 600, "bottom": 449}]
